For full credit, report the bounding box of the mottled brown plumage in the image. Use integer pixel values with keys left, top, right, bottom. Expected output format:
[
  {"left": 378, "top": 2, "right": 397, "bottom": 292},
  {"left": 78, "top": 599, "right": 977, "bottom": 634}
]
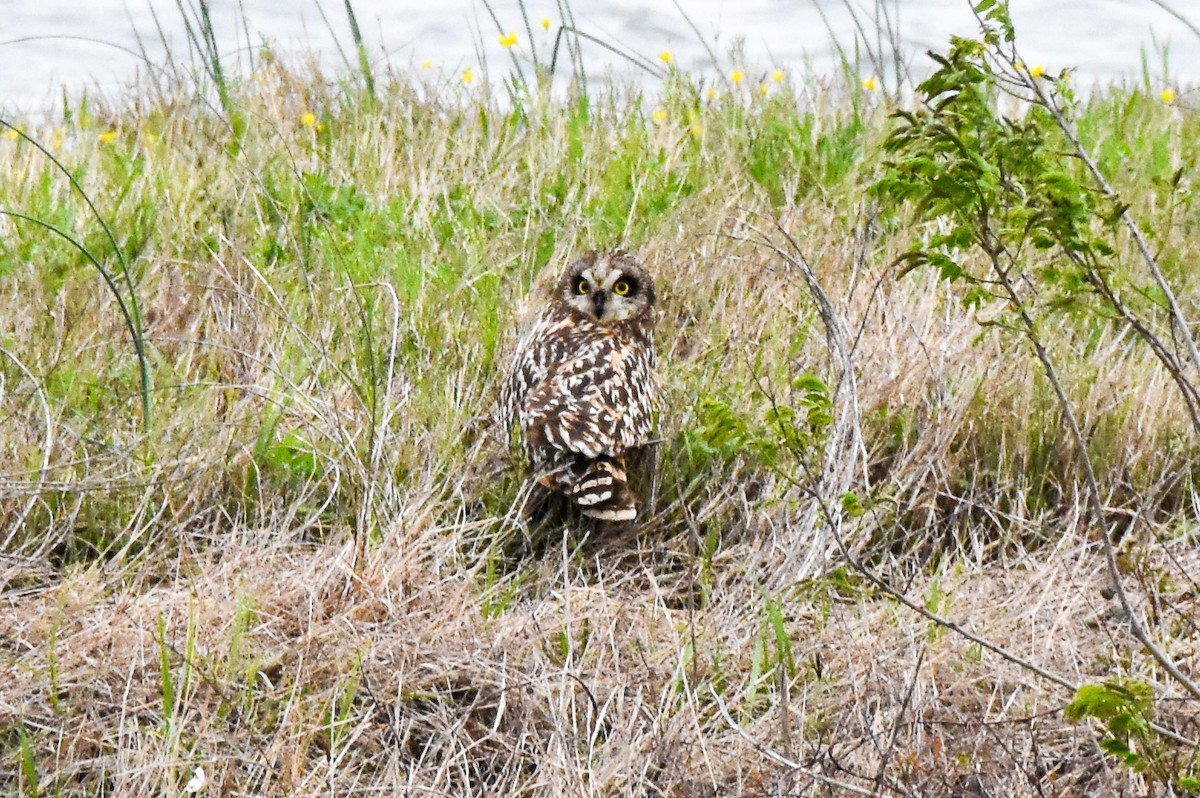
[{"left": 499, "top": 251, "right": 657, "bottom": 521}]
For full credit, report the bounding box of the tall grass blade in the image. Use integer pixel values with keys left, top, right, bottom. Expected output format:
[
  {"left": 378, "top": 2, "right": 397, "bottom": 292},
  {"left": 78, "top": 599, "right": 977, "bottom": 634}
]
[
  {"left": 669, "top": 0, "right": 721, "bottom": 74},
  {"left": 157, "top": 612, "right": 175, "bottom": 728},
  {"left": 313, "top": 0, "right": 355, "bottom": 79},
  {"left": 18, "top": 727, "right": 39, "bottom": 796},
  {"left": 237, "top": 0, "right": 257, "bottom": 73},
  {"left": 174, "top": 0, "right": 242, "bottom": 140},
  {"left": 555, "top": 0, "right": 585, "bottom": 89},
  {"left": 196, "top": 1, "right": 229, "bottom": 108},
  {"left": 516, "top": 0, "right": 541, "bottom": 73},
  {"left": 548, "top": 26, "right": 666, "bottom": 79},
  {"left": 1143, "top": 0, "right": 1200, "bottom": 42},
  {"left": 0, "top": 124, "right": 152, "bottom": 429},
  {"left": 342, "top": 0, "right": 376, "bottom": 100}
]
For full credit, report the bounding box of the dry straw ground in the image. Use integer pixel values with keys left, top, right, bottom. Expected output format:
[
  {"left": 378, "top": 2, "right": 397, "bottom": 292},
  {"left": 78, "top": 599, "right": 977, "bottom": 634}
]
[{"left": 1, "top": 30, "right": 1199, "bottom": 797}]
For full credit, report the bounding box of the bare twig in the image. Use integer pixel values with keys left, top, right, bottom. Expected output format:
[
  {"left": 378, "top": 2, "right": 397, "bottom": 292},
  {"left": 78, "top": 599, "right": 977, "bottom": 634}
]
[
  {"left": 710, "top": 686, "right": 889, "bottom": 796},
  {"left": 991, "top": 33, "right": 1200, "bottom": 704},
  {"left": 873, "top": 645, "right": 926, "bottom": 793}
]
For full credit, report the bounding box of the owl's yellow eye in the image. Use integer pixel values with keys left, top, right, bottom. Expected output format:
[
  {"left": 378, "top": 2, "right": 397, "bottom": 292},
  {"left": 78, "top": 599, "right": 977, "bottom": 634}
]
[
  {"left": 575, "top": 278, "right": 590, "bottom": 294},
  {"left": 613, "top": 280, "right": 631, "bottom": 296}
]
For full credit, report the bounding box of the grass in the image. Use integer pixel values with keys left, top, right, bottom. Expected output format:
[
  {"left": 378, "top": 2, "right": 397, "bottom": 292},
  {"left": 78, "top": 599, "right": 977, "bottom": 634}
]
[{"left": 1, "top": 17, "right": 1199, "bottom": 795}]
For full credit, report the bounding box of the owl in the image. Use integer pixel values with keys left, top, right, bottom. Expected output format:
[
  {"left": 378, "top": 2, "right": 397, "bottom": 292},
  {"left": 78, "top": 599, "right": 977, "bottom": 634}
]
[{"left": 498, "top": 250, "right": 658, "bottom": 522}]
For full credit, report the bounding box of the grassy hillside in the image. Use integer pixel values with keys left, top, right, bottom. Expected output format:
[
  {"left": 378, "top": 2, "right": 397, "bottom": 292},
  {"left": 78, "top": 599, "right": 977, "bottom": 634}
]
[{"left": 1, "top": 13, "right": 1199, "bottom": 795}]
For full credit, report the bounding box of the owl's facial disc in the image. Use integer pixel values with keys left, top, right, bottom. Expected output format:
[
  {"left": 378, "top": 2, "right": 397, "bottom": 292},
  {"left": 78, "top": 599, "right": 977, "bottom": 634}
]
[
  {"left": 560, "top": 252, "right": 651, "bottom": 323},
  {"left": 573, "top": 267, "right": 615, "bottom": 320}
]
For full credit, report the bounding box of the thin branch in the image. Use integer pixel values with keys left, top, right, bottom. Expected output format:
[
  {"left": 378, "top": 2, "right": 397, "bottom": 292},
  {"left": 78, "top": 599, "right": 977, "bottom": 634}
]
[
  {"left": 710, "top": 686, "right": 890, "bottom": 796},
  {"left": 992, "top": 34, "right": 1200, "bottom": 705},
  {"left": 873, "top": 645, "right": 926, "bottom": 793},
  {"left": 1143, "top": 0, "right": 1200, "bottom": 43}
]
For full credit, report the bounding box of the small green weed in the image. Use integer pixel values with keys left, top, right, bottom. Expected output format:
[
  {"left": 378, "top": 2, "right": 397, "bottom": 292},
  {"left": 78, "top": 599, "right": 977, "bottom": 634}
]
[{"left": 1066, "top": 679, "right": 1199, "bottom": 790}]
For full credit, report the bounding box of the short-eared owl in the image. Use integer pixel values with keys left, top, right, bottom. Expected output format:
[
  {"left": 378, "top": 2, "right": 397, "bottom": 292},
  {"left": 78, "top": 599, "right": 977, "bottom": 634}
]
[{"left": 499, "top": 251, "right": 658, "bottom": 521}]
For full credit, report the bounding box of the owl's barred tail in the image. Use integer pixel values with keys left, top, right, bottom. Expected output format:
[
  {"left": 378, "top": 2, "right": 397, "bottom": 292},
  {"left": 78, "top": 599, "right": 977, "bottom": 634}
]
[
  {"left": 572, "top": 457, "right": 638, "bottom": 521},
  {"left": 539, "top": 456, "right": 639, "bottom": 521}
]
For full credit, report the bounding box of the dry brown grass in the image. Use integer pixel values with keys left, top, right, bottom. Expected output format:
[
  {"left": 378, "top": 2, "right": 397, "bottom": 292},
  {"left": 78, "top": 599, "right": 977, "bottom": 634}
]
[{"left": 5, "top": 510, "right": 1197, "bottom": 795}]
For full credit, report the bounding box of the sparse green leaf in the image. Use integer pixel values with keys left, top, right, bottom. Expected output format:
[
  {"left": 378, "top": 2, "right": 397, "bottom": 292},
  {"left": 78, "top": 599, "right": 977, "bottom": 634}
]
[{"left": 19, "top": 727, "right": 39, "bottom": 796}]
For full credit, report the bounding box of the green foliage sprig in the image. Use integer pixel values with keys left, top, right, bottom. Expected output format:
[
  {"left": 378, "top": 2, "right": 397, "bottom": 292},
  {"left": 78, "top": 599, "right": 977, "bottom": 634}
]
[
  {"left": 870, "top": 24, "right": 1121, "bottom": 315},
  {"left": 1067, "top": 679, "right": 1200, "bottom": 791}
]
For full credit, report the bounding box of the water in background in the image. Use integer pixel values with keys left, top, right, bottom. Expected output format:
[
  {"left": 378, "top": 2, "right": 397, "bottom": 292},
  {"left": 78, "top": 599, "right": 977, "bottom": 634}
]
[{"left": 2, "top": 0, "right": 1198, "bottom": 116}]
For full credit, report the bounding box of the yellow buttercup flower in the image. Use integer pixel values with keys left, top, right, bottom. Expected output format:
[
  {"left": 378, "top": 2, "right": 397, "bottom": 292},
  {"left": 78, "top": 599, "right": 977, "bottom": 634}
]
[
  {"left": 705, "top": 87, "right": 719, "bottom": 101},
  {"left": 99, "top": 130, "right": 118, "bottom": 144},
  {"left": 652, "top": 107, "right": 667, "bottom": 123},
  {"left": 659, "top": 50, "right": 673, "bottom": 64},
  {"left": 421, "top": 59, "right": 433, "bottom": 69},
  {"left": 771, "top": 69, "right": 784, "bottom": 83},
  {"left": 1029, "top": 64, "right": 1045, "bottom": 78},
  {"left": 1161, "top": 88, "right": 1176, "bottom": 104},
  {"left": 758, "top": 83, "right": 769, "bottom": 96},
  {"left": 731, "top": 70, "right": 744, "bottom": 85},
  {"left": 861, "top": 76, "right": 877, "bottom": 91},
  {"left": 498, "top": 31, "right": 518, "bottom": 48},
  {"left": 462, "top": 68, "right": 475, "bottom": 84},
  {"left": 300, "top": 112, "right": 316, "bottom": 127},
  {"left": 541, "top": 17, "right": 551, "bottom": 30}
]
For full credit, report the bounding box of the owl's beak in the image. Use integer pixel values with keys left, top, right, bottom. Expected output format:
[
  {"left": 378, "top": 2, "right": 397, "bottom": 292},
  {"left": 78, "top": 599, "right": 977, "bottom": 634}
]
[{"left": 592, "top": 291, "right": 607, "bottom": 319}]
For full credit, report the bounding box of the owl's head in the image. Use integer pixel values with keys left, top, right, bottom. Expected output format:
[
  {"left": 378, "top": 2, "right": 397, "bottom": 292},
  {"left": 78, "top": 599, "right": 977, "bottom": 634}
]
[{"left": 556, "top": 251, "right": 656, "bottom": 323}]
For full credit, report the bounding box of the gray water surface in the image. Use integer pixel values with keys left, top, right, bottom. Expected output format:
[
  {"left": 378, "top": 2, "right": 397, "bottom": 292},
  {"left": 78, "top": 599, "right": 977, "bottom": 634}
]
[{"left": 2, "top": 0, "right": 1197, "bottom": 115}]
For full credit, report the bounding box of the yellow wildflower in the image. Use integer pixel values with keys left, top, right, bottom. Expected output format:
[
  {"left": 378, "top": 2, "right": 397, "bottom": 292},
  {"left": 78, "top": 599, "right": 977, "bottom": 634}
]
[
  {"left": 771, "top": 69, "right": 784, "bottom": 83},
  {"left": 462, "top": 68, "right": 475, "bottom": 84},
  {"left": 421, "top": 59, "right": 433, "bottom": 69},
  {"left": 99, "top": 130, "right": 118, "bottom": 144},
  {"left": 705, "top": 87, "right": 719, "bottom": 101},
  {"left": 498, "top": 31, "right": 518, "bottom": 48},
  {"left": 731, "top": 70, "right": 744, "bottom": 85},
  {"left": 541, "top": 17, "right": 551, "bottom": 30},
  {"left": 690, "top": 122, "right": 704, "bottom": 139},
  {"left": 2, "top": 127, "right": 18, "bottom": 141},
  {"left": 300, "top": 112, "right": 316, "bottom": 127},
  {"left": 861, "top": 76, "right": 877, "bottom": 91},
  {"left": 1029, "top": 64, "right": 1045, "bottom": 78},
  {"left": 1161, "top": 88, "right": 1176, "bottom": 104},
  {"left": 1013, "top": 60, "right": 1025, "bottom": 72},
  {"left": 758, "top": 83, "right": 769, "bottom": 96},
  {"left": 659, "top": 50, "right": 673, "bottom": 64},
  {"left": 652, "top": 107, "right": 667, "bottom": 123}
]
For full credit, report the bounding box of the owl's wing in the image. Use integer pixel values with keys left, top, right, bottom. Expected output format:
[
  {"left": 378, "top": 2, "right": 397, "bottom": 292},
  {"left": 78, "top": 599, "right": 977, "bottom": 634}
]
[
  {"left": 497, "top": 359, "right": 526, "bottom": 441},
  {"left": 523, "top": 330, "right": 656, "bottom": 462},
  {"left": 497, "top": 310, "right": 555, "bottom": 440}
]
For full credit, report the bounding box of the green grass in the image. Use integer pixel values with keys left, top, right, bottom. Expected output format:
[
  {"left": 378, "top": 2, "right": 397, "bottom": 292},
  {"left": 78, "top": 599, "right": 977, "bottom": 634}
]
[{"left": 1, "top": 26, "right": 1199, "bottom": 796}]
